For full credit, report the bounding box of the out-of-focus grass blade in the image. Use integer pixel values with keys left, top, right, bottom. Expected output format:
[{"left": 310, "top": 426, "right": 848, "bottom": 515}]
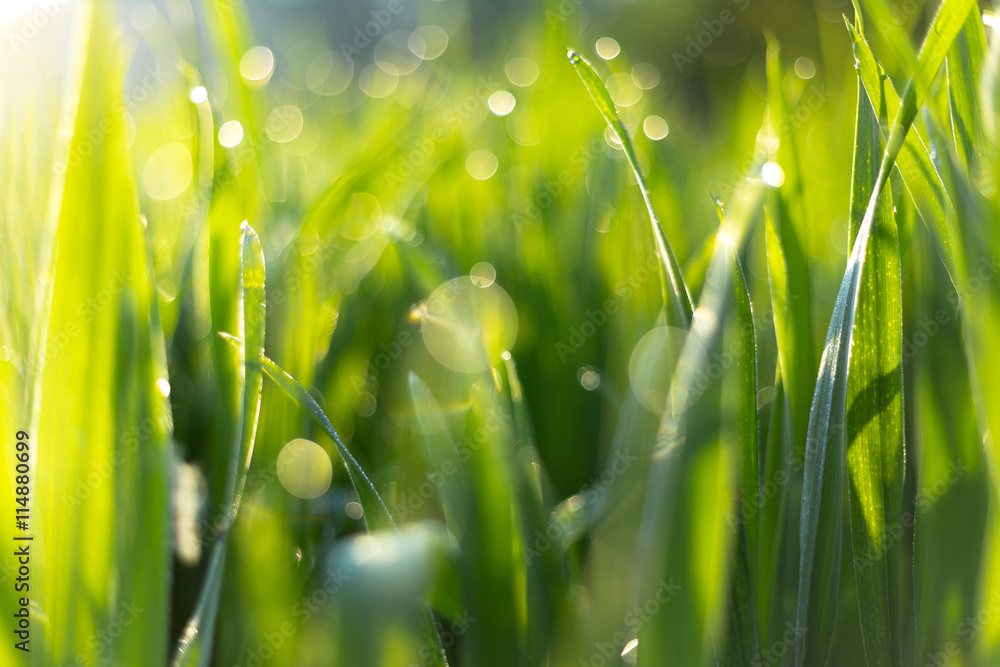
[
  {"left": 717, "top": 197, "right": 761, "bottom": 666},
  {"left": 174, "top": 223, "right": 265, "bottom": 667},
  {"left": 797, "top": 5, "right": 972, "bottom": 665},
  {"left": 763, "top": 35, "right": 816, "bottom": 459},
  {"left": 947, "top": 6, "right": 995, "bottom": 197},
  {"left": 635, "top": 181, "right": 763, "bottom": 667},
  {"left": 567, "top": 49, "right": 694, "bottom": 329},
  {"left": 846, "top": 16, "right": 968, "bottom": 290},
  {"left": 910, "top": 231, "right": 989, "bottom": 665},
  {"left": 32, "top": 3, "right": 172, "bottom": 664},
  {"left": 409, "top": 373, "right": 521, "bottom": 664},
  {"left": 844, "top": 80, "right": 904, "bottom": 667}
]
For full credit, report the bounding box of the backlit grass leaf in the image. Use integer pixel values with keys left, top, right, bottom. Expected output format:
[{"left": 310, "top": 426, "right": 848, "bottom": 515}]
[
  {"left": 796, "top": 3, "right": 973, "bottom": 665},
  {"left": 845, "top": 77, "right": 904, "bottom": 667},
  {"left": 568, "top": 49, "right": 694, "bottom": 329},
  {"left": 173, "top": 222, "right": 266, "bottom": 667}
]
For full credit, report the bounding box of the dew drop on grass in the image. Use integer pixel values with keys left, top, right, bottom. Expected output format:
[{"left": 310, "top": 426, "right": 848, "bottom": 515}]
[
  {"left": 643, "top": 115, "right": 669, "bottom": 140},
  {"left": 794, "top": 56, "right": 816, "bottom": 79},
  {"left": 622, "top": 638, "right": 638, "bottom": 664},
  {"left": 410, "top": 25, "right": 449, "bottom": 60},
  {"left": 631, "top": 63, "right": 660, "bottom": 90},
  {"left": 629, "top": 327, "right": 688, "bottom": 413},
  {"left": 277, "top": 439, "right": 333, "bottom": 499},
  {"left": 189, "top": 85, "right": 208, "bottom": 104},
  {"left": 293, "top": 547, "right": 303, "bottom": 565},
  {"left": 578, "top": 367, "right": 600, "bottom": 391},
  {"left": 345, "top": 501, "right": 364, "bottom": 520},
  {"left": 470, "top": 261, "right": 496, "bottom": 287},
  {"left": 761, "top": 161, "right": 785, "bottom": 187},
  {"left": 143, "top": 142, "right": 192, "bottom": 200}
]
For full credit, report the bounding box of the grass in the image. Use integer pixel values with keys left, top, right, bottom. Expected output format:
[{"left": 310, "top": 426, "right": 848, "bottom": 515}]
[{"left": 2, "top": 0, "right": 1000, "bottom": 665}]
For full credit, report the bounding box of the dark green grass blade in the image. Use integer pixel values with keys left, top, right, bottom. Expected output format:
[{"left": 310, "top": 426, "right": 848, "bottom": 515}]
[
  {"left": 796, "top": 4, "right": 973, "bottom": 665},
  {"left": 173, "top": 223, "right": 266, "bottom": 667},
  {"left": 568, "top": 48, "right": 694, "bottom": 329},
  {"left": 845, "top": 81, "right": 904, "bottom": 667},
  {"left": 259, "top": 353, "right": 395, "bottom": 532}
]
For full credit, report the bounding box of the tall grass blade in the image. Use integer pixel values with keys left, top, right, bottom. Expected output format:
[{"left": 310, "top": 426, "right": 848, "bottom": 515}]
[
  {"left": 797, "top": 4, "right": 973, "bottom": 664},
  {"left": 845, "top": 79, "right": 904, "bottom": 667},
  {"left": 173, "top": 223, "right": 265, "bottom": 666},
  {"left": 567, "top": 49, "right": 694, "bottom": 328},
  {"left": 32, "top": 3, "right": 172, "bottom": 664}
]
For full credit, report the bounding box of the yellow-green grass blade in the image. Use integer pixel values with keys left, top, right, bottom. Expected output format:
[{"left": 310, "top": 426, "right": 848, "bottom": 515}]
[
  {"left": 947, "top": 6, "right": 995, "bottom": 198},
  {"left": 173, "top": 223, "right": 265, "bottom": 667},
  {"left": 845, "top": 80, "right": 904, "bottom": 667},
  {"left": 764, "top": 36, "right": 817, "bottom": 458},
  {"left": 797, "top": 4, "right": 973, "bottom": 665},
  {"left": 567, "top": 49, "right": 694, "bottom": 329},
  {"left": 846, "top": 12, "right": 969, "bottom": 291},
  {"left": 717, "top": 203, "right": 762, "bottom": 666},
  {"left": 31, "top": 3, "right": 173, "bottom": 665},
  {"left": 635, "top": 182, "right": 763, "bottom": 667}
]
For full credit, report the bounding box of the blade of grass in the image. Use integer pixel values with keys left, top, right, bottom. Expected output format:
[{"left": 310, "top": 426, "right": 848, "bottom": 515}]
[
  {"left": 844, "top": 78, "right": 904, "bottom": 667},
  {"left": 846, "top": 13, "right": 969, "bottom": 290},
  {"left": 947, "top": 5, "right": 995, "bottom": 198},
  {"left": 796, "top": 4, "right": 973, "bottom": 664},
  {"left": 173, "top": 223, "right": 265, "bottom": 667},
  {"left": 567, "top": 49, "right": 694, "bottom": 329}
]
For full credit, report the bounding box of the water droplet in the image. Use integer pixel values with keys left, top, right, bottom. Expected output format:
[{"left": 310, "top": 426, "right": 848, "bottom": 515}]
[{"left": 567, "top": 49, "right": 581, "bottom": 64}]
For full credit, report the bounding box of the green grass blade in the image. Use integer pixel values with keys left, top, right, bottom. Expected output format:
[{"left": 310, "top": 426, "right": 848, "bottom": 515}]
[
  {"left": 567, "top": 49, "right": 694, "bottom": 329},
  {"left": 797, "top": 5, "right": 971, "bottom": 664},
  {"left": 635, "top": 182, "right": 763, "bottom": 666},
  {"left": 763, "top": 36, "right": 816, "bottom": 458},
  {"left": 846, "top": 17, "right": 968, "bottom": 291},
  {"left": 31, "top": 4, "right": 172, "bottom": 664},
  {"left": 947, "top": 6, "right": 995, "bottom": 198},
  {"left": 173, "top": 223, "right": 266, "bottom": 667},
  {"left": 258, "top": 353, "right": 395, "bottom": 532},
  {"left": 845, "top": 80, "right": 904, "bottom": 667}
]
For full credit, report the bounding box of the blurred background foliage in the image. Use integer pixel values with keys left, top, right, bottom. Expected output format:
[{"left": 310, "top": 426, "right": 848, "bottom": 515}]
[{"left": 1, "top": 0, "right": 993, "bottom": 665}]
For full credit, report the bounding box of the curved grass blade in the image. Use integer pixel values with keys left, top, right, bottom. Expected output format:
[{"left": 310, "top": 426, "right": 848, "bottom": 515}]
[
  {"left": 844, "top": 80, "right": 904, "bottom": 667},
  {"left": 258, "top": 353, "right": 395, "bottom": 532},
  {"left": 567, "top": 49, "right": 694, "bottom": 328},
  {"left": 796, "top": 4, "right": 973, "bottom": 664},
  {"left": 174, "top": 223, "right": 265, "bottom": 666}
]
